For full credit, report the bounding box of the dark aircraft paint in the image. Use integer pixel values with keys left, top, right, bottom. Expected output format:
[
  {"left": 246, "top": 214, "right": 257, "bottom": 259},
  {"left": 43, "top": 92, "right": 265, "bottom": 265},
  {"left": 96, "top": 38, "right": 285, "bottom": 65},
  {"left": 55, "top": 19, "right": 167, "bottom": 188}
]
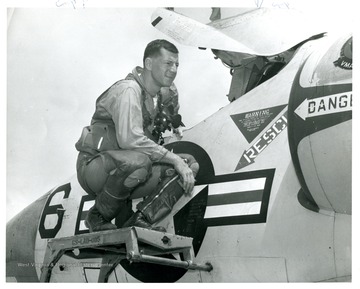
[
  {"left": 288, "top": 52, "right": 352, "bottom": 212},
  {"left": 36, "top": 142, "right": 274, "bottom": 282},
  {"left": 120, "top": 142, "right": 274, "bottom": 282}
]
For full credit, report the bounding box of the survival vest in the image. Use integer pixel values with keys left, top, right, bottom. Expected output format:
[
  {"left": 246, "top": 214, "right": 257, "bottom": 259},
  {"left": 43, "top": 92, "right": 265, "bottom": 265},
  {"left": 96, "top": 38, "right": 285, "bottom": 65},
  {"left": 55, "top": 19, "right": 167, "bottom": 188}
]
[{"left": 75, "top": 75, "right": 180, "bottom": 155}]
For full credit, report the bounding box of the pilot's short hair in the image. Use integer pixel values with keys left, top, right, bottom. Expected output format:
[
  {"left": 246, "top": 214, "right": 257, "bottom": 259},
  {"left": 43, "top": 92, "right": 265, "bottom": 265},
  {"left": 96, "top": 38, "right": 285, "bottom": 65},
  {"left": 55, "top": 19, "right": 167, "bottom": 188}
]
[{"left": 143, "top": 39, "right": 179, "bottom": 65}]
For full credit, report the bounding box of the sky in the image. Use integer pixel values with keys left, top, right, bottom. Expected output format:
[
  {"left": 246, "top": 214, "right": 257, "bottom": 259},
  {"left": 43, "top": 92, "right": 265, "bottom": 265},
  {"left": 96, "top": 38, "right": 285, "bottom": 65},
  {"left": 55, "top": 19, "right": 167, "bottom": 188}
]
[
  {"left": 5, "top": 5, "right": 230, "bottom": 222},
  {"left": 4, "top": 0, "right": 357, "bottom": 223}
]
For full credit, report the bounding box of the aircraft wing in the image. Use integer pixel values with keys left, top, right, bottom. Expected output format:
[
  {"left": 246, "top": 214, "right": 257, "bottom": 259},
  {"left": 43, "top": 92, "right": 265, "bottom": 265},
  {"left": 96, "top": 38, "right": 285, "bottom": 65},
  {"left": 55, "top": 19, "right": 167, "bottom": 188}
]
[{"left": 151, "top": 8, "right": 327, "bottom": 56}]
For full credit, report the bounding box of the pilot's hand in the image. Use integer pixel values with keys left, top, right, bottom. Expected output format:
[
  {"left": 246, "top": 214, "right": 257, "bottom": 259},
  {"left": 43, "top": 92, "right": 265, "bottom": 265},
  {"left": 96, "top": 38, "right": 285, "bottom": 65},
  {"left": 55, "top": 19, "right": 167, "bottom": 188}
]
[{"left": 174, "top": 159, "right": 195, "bottom": 195}]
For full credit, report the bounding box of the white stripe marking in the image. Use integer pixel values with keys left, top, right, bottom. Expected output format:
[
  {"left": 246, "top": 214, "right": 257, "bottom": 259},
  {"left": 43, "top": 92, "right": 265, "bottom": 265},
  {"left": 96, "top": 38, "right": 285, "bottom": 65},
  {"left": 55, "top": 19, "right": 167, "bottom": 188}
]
[
  {"left": 80, "top": 220, "right": 87, "bottom": 231},
  {"left": 204, "top": 202, "right": 262, "bottom": 219},
  {"left": 83, "top": 200, "right": 95, "bottom": 211},
  {"left": 208, "top": 178, "right": 266, "bottom": 196}
]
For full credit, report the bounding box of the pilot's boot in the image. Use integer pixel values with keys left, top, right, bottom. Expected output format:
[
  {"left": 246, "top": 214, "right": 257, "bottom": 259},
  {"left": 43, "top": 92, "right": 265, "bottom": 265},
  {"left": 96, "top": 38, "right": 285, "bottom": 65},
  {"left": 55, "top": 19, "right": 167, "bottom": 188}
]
[
  {"left": 85, "top": 192, "right": 128, "bottom": 232},
  {"left": 123, "top": 156, "right": 199, "bottom": 232},
  {"left": 85, "top": 172, "right": 134, "bottom": 232},
  {"left": 122, "top": 170, "right": 180, "bottom": 232},
  {"left": 85, "top": 204, "right": 118, "bottom": 232}
]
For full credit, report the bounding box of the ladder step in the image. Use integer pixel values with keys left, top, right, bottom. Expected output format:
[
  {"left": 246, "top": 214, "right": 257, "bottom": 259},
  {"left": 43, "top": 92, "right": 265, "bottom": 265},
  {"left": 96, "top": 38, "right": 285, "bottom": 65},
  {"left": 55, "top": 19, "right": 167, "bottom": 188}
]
[
  {"left": 40, "top": 226, "right": 212, "bottom": 282},
  {"left": 128, "top": 253, "right": 213, "bottom": 272}
]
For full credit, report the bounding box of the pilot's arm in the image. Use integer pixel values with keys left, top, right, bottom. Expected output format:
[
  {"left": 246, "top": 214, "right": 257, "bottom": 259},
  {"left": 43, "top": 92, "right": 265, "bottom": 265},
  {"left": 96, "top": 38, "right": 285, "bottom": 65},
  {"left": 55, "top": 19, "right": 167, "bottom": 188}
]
[{"left": 108, "top": 84, "right": 195, "bottom": 194}]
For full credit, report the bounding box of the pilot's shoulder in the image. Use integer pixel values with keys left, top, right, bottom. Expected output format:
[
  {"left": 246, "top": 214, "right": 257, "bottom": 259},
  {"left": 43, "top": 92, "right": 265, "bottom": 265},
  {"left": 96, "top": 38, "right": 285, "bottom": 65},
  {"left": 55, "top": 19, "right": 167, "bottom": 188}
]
[{"left": 110, "top": 79, "right": 142, "bottom": 96}]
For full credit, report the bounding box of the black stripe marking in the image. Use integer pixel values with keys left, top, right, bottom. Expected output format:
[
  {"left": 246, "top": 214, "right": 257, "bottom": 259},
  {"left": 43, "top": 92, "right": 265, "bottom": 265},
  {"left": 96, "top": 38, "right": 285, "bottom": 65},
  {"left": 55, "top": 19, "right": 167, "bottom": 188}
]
[
  {"left": 152, "top": 16, "right": 163, "bottom": 27},
  {"left": 207, "top": 190, "right": 263, "bottom": 206}
]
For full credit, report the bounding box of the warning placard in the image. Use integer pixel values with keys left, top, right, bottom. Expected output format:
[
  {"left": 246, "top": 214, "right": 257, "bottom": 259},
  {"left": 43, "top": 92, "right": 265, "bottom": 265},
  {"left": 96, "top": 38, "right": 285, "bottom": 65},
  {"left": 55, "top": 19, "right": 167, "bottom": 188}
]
[{"left": 231, "top": 104, "right": 287, "bottom": 143}]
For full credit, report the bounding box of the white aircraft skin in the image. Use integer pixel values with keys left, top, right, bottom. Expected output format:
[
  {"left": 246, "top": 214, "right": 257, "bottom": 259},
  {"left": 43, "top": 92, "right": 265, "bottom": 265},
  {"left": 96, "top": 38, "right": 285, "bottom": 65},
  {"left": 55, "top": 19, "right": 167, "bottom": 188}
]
[{"left": 6, "top": 8, "right": 351, "bottom": 282}]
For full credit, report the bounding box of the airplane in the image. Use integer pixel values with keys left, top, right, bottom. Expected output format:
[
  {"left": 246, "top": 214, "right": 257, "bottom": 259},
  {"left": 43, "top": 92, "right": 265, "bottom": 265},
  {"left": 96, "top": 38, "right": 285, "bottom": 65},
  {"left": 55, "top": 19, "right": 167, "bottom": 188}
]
[{"left": 6, "top": 7, "right": 352, "bottom": 282}]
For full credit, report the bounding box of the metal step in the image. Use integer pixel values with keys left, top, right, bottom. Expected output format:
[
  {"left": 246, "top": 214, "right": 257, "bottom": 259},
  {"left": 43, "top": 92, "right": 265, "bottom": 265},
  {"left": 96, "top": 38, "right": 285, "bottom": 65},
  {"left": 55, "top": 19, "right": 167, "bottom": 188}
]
[{"left": 39, "top": 226, "right": 212, "bottom": 282}]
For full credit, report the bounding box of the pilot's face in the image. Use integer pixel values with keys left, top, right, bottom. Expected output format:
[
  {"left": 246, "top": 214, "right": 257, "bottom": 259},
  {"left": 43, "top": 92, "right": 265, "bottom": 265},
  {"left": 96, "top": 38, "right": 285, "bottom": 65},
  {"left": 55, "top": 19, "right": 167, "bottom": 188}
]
[{"left": 149, "top": 48, "right": 179, "bottom": 88}]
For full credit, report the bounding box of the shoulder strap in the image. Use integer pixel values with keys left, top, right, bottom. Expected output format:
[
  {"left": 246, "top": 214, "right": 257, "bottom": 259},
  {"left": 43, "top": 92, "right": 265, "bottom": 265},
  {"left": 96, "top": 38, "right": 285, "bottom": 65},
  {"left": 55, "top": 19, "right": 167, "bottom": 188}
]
[{"left": 125, "top": 73, "right": 157, "bottom": 129}]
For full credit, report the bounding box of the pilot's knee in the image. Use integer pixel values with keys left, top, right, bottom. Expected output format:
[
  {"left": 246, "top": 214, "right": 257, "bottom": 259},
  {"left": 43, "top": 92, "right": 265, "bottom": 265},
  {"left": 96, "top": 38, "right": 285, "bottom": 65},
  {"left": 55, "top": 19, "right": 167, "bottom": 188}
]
[
  {"left": 177, "top": 153, "right": 199, "bottom": 176},
  {"left": 102, "top": 151, "right": 152, "bottom": 188},
  {"left": 178, "top": 153, "right": 196, "bottom": 165},
  {"left": 105, "top": 150, "right": 151, "bottom": 169},
  {"left": 124, "top": 154, "right": 152, "bottom": 188},
  {"left": 130, "top": 152, "right": 152, "bottom": 171},
  {"left": 99, "top": 152, "right": 118, "bottom": 174},
  {"left": 124, "top": 167, "right": 150, "bottom": 188}
]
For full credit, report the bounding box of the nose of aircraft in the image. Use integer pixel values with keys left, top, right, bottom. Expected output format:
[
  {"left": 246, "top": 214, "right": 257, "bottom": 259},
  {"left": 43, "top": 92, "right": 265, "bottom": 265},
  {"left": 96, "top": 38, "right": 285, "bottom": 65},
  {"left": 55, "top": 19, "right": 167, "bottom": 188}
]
[
  {"left": 288, "top": 34, "right": 352, "bottom": 214},
  {"left": 6, "top": 193, "right": 49, "bottom": 282}
]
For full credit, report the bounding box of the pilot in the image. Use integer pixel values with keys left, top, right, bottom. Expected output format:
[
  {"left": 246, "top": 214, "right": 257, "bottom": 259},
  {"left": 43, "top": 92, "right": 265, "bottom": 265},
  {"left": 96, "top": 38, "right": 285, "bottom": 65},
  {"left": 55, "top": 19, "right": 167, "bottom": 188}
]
[{"left": 75, "top": 39, "right": 198, "bottom": 232}]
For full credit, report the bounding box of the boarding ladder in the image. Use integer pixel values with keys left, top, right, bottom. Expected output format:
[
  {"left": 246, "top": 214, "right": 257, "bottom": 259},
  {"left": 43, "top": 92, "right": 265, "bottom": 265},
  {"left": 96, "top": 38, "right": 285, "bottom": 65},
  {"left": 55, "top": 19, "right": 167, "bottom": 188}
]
[{"left": 39, "top": 226, "right": 212, "bottom": 282}]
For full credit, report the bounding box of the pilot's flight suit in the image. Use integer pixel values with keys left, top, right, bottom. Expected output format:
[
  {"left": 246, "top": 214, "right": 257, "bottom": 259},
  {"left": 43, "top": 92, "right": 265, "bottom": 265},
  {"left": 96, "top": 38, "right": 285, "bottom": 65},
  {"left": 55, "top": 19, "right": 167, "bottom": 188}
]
[{"left": 75, "top": 67, "right": 198, "bottom": 232}]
